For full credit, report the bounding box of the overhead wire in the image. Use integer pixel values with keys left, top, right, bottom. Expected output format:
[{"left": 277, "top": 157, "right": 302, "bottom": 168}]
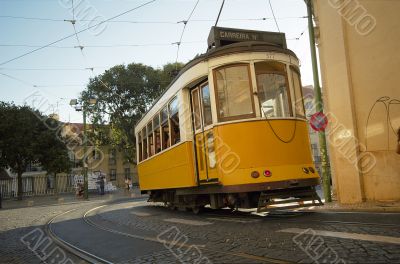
[
  {"left": 0, "top": 41, "right": 204, "bottom": 49},
  {"left": 0, "top": 67, "right": 106, "bottom": 71},
  {"left": 174, "top": 0, "right": 200, "bottom": 68},
  {"left": 268, "top": 0, "right": 280, "bottom": 32},
  {"left": 0, "top": 15, "right": 306, "bottom": 23},
  {"left": 0, "top": 0, "right": 156, "bottom": 66},
  {"left": 0, "top": 71, "right": 80, "bottom": 99},
  {"left": 0, "top": 72, "right": 36, "bottom": 87}
]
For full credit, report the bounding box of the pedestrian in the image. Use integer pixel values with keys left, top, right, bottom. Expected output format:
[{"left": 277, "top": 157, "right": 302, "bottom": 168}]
[
  {"left": 0, "top": 189, "right": 2, "bottom": 209},
  {"left": 100, "top": 177, "right": 105, "bottom": 195},
  {"left": 76, "top": 183, "right": 84, "bottom": 198},
  {"left": 125, "top": 178, "right": 130, "bottom": 194}
]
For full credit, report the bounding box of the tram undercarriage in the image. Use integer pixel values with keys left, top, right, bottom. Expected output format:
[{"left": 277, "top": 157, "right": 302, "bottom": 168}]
[{"left": 147, "top": 179, "right": 323, "bottom": 214}]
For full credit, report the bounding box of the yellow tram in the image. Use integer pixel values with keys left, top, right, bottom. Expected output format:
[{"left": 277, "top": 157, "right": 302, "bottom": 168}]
[{"left": 135, "top": 27, "right": 322, "bottom": 213}]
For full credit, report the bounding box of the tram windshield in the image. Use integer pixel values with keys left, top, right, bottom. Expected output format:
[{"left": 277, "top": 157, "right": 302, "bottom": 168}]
[
  {"left": 255, "top": 61, "right": 292, "bottom": 118},
  {"left": 214, "top": 64, "right": 255, "bottom": 122}
]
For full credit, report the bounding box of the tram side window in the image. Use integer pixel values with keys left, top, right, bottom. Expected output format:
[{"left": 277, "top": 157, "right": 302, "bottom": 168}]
[
  {"left": 255, "top": 61, "right": 292, "bottom": 118},
  {"left": 191, "top": 88, "right": 201, "bottom": 131},
  {"left": 161, "top": 106, "right": 170, "bottom": 150},
  {"left": 154, "top": 114, "right": 161, "bottom": 154},
  {"left": 147, "top": 122, "right": 154, "bottom": 157},
  {"left": 142, "top": 128, "right": 148, "bottom": 160},
  {"left": 169, "top": 97, "right": 180, "bottom": 145},
  {"left": 291, "top": 68, "right": 306, "bottom": 118},
  {"left": 138, "top": 132, "right": 142, "bottom": 162},
  {"left": 201, "top": 83, "right": 213, "bottom": 126},
  {"left": 214, "top": 64, "right": 255, "bottom": 122}
]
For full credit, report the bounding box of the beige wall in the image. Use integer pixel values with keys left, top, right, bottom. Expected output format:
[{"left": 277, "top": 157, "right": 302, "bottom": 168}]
[{"left": 313, "top": 0, "right": 400, "bottom": 203}]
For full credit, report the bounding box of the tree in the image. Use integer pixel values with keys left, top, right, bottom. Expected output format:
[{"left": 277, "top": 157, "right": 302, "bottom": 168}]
[
  {"left": 81, "top": 62, "right": 184, "bottom": 164},
  {"left": 0, "top": 102, "right": 70, "bottom": 200}
]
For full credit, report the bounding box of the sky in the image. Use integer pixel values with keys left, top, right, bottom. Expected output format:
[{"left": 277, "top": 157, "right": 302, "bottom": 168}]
[{"left": 0, "top": 0, "right": 313, "bottom": 123}]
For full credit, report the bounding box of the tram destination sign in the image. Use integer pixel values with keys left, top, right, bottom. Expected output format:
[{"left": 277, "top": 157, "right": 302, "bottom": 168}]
[{"left": 207, "top": 26, "right": 287, "bottom": 50}]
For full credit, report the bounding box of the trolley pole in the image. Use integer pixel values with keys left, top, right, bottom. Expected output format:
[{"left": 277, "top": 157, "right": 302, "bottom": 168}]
[
  {"left": 83, "top": 109, "right": 89, "bottom": 200},
  {"left": 305, "top": 0, "right": 332, "bottom": 202}
]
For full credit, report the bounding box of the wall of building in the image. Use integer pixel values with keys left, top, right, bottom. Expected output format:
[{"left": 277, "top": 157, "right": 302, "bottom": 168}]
[
  {"left": 313, "top": 0, "right": 400, "bottom": 203},
  {"left": 71, "top": 145, "right": 137, "bottom": 188}
]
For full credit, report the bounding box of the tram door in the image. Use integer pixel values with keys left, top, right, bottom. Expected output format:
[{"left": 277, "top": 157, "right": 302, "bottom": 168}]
[{"left": 191, "top": 83, "right": 217, "bottom": 184}]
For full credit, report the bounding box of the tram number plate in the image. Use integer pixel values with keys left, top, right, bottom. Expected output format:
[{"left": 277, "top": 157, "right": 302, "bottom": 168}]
[{"left": 265, "top": 54, "right": 275, "bottom": 60}]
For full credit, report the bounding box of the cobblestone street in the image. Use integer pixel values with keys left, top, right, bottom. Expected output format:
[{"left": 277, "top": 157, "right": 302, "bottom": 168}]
[{"left": 3, "top": 197, "right": 399, "bottom": 264}]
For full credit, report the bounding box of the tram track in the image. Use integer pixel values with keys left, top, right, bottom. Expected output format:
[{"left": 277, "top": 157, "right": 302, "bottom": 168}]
[
  {"left": 46, "top": 203, "right": 295, "bottom": 264},
  {"left": 45, "top": 201, "right": 399, "bottom": 264},
  {"left": 202, "top": 208, "right": 400, "bottom": 229},
  {"left": 46, "top": 208, "right": 113, "bottom": 264}
]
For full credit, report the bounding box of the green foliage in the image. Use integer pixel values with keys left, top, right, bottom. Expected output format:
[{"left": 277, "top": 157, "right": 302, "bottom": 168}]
[
  {"left": 81, "top": 62, "right": 184, "bottom": 164},
  {"left": 0, "top": 102, "right": 71, "bottom": 199}
]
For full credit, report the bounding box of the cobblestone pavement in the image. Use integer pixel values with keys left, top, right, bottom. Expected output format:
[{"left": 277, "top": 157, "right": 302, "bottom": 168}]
[
  {"left": 2, "top": 198, "right": 400, "bottom": 263},
  {"left": 0, "top": 192, "right": 136, "bottom": 264},
  {"left": 90, "top": 201, "right": 400, "bottom": 264}
]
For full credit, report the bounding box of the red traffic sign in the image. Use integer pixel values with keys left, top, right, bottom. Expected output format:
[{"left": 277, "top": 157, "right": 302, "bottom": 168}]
[{"left": 310, "top": 112, "right": 328, "bottom": 132}]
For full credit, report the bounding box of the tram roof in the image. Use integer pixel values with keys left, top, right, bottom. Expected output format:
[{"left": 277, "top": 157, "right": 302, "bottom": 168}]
[{"left": 135, "top": 40, "right": 298, "bottom": 128}]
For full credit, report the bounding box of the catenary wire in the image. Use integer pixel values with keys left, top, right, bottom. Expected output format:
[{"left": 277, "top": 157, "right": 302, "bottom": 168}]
[
  {"left": 0, "top": 41, "right": 204, "bottom": 48},
  {"left": 0, "top": 0, "right": 156, "bottom": 66},
  {"left": 174, "top": 0, "right": 200, "bottom": 68},
  {"left": 268, "top": 0, "right": 280, "bottom": 32},
  {"left": 0, "top": 15, "right": 306, "bottom": 23}
]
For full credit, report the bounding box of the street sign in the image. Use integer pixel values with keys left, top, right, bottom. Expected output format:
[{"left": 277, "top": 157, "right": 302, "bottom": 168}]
[{"left": 310, "top": 112, "right": 328, "bottom": 132}]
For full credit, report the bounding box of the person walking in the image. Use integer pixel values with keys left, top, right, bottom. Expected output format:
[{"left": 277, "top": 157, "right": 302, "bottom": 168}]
[{"left": 100, "top": 177, "right": 105, "bottom": 195}]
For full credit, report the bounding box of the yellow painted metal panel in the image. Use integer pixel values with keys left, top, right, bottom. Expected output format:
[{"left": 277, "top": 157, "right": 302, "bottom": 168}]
[
  {"left": 194, "top": 134, "right": 207, "bottom": 181},
  {"left": 212, "top": 120, "right": 319, "bottom": 186},
  {"left": 138, "top": 142, "right": 196, "bottom": 190},
  {"left": 138, "top": 120, "right": 319, "bottom": 191}
]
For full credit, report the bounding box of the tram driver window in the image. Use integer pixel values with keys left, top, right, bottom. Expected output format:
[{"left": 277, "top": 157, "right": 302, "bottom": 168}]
[
  {"left": 169, "top": 97, "right": 180, "bottom": 145},
  {"left": 214, "top": 64, "right": 255, "bottom": 122},
  {"left": 161, "top": 106, "right": 170, "bottom": 150},
  {"left": 291, "top": 68, "right": 306, "bottom": 118},
  {"left": 154, "top": 114, "right": 161, "bottom": 154},
  {"left": 255, "top": 61, "right": 292, "bottom": 118}
]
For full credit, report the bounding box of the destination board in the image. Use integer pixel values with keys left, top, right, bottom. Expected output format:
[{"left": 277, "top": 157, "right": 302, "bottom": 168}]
[{"left": 207, "top": 26, "right": 287, "bottom": 50}]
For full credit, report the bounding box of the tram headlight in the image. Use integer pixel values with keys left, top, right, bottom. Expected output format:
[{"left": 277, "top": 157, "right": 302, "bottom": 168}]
[
  {"left": 308, "top": 167, "right": 315, "bottom": 173},
  {"left": 251, "top": 171, "right": 260, "bottom": 178},
  {"left": 302, "top": 167, "right": 310, "bottom": 174}
]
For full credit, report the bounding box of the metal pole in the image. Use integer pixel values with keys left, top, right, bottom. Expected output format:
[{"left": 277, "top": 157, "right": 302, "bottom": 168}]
[
  {"left": 305, "top": 0, "right": 332, "bottom": 202},
  {"left": 83, "top": 109, "right": 89, "bottom": 200}
]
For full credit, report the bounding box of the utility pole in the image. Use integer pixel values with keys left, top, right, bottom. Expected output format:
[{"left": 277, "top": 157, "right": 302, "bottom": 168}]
[
  {"left": 70, "top": 98, "right": 96, "bottom": 200},
  {"left": 305, "top": 0, "right": 332, "bottom": 202},
  {"left": 83, "top": 109, "right": 89, "bottom": 200}
]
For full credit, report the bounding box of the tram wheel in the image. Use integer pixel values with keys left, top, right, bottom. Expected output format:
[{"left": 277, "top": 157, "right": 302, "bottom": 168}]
[{"left": 192, "top": 206, "right": 203, "bottom": 214}]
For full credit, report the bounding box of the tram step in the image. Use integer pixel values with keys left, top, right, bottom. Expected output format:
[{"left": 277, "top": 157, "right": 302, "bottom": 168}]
[{"left": 257, "top": 187, "right": 323, "bottom": 213}]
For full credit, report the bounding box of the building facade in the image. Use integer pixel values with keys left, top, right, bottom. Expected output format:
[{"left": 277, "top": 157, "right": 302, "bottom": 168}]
[
  {"left": 63, "top": 123, "right": 138, "bottom": 188},
  {"left": 313, "top": 0, "right": 400, "bottom": 203}
]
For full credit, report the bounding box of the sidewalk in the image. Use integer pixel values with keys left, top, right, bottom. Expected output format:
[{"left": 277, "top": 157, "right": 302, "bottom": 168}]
[
  {"left": 0, "top": 188, "right": 147, "bottom": 210},
  {"left": 312, "top": 185, "right": 400, "bottom": 213},
  {"left": 302, "top": 200, "right": 400, "bottom": 213}
]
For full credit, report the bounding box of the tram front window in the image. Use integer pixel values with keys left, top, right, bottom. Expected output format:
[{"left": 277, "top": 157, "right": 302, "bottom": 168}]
[
  {"left": 291, "top": 68, "right": 306, "bottom": 118},
  {"left": 214, "top": 64, "right": 255, "bottom": 122},
  {"left": 255, "top": 61, "right": 292, "bottom": 118}
]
